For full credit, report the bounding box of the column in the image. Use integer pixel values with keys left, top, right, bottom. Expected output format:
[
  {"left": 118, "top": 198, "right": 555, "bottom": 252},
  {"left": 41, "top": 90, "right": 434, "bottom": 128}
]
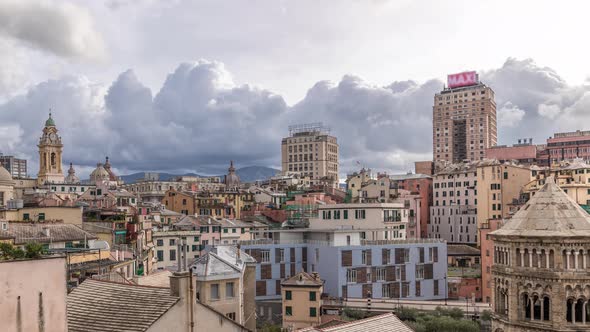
[
  {"left": 575, "top": 251, "right": 580, "bottom": 270},
  {"left": 540, "top": 298, "right": 544, "bottom": 321},
  {"left": 530, "top": 298, "right": 534, "bottom": 320},
  {"left": 584, "top": 252, "right": 587, "bottom": 269},
  {"left": 521, "top": 251, "right": 525, "bottom": 267},
  {"left": 566, "top": 251, "right": 571, "bottom": 270},
  {"left": 584, "top": 302, "right": 587, "bottom": 324},
  {"left": 529, "top": 251, "right": 533, "bottom": 268},
  {"left": 546, "top": 253, "right": 550, "bottom": 269},
  {"left": 538, "top": 251, "right": 542, "bottom": 268}
]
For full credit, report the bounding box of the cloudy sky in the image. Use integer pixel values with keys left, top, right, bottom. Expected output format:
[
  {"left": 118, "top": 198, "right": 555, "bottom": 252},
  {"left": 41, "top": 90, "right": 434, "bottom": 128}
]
[{"left": 1, "top": 0, "right": 590, "bottom": 178}]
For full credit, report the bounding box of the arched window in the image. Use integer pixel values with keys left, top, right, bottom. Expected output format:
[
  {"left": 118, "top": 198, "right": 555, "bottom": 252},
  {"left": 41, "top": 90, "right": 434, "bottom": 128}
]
[
  {"left": 549, "top": 250, "right": 555, "bottom": 268},
  {"left": 50, "top": 152, "right": 56, "bottom": 166},
  {"left": 576, "top": 299, "right": 584, "bottom": 323},
  {"left": 570, "top": 250, "right": 577, "bottom": 269},
  {"left": 533, "top": 295, "right": 541, "bottom": 320},
  {"left": 563, "top": 250, "right": 568, "bottom": 269},
  {"left": 524, "top": 249, "right": 530, "bottom": 267},
  {"left": 579, "top": 250, "right": 584, "bottom": 269},
  {"left": 523, "top": 293, "right": 531, "bottom": 320},
  {"left": 516, "top": 248, "right": 521, "bottom": 266},
  {"left": 543, "top": 296, "right": 550, "bottom": 321},
  {"left": 532, "top": 249, "right": 539, "bottom": 267},
  {"left": 541, "top": 249, "right": 547, "bottom": 268},
  {"left": 586, "top": 299, "right": 590, "bottom": 323},
  {"left": 567, "top": 298, "right": 575, "bottom": 322}
]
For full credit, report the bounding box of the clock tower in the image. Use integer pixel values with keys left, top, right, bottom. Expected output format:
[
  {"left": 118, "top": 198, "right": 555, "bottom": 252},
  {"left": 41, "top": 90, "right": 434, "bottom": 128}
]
[{"left": 37, "top": 113, "right": 65, "bottom": 185}]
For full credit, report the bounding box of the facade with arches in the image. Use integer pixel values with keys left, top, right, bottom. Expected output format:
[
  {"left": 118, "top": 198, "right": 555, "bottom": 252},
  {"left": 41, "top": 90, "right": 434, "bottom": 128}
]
[
  {"left": 490, "top": 178, "right": 590, "bottom": 332},
  {"left": 37, "top": 114, "right": 65, "bottom": 185}
]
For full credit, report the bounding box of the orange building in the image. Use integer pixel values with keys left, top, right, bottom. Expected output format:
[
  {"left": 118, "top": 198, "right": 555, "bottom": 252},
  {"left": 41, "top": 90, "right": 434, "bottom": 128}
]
[{"left": 479, "top": 218, "right": 503, "bottom": 304}]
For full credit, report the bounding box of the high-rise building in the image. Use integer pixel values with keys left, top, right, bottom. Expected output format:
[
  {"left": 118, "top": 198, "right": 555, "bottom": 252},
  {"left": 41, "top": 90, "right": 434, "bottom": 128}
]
[
  {"left": 433, "top": 71, "right": 497, "bottom": 167},
  {"left": 281, "top": 123, "right": 339, "bottom": 187},
  {"left": 0, "top": 155, "right": 27, "bottom": 178}
]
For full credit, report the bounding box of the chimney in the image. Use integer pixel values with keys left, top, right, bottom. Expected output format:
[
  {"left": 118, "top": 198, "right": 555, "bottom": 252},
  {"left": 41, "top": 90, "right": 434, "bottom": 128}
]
[
  {"left": 312, "top": 272, "right": 319, "bottom": 280},
  {"left": 43, "top": 227, "right": 50, "bottom": 238}
]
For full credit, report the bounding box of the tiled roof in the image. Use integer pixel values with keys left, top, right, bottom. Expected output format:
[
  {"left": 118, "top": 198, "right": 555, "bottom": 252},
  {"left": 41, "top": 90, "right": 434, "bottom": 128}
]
[
  {"left": 492, "top": 177, "right": 590, "bottom": 237},
  {"left": 447, "top": 244, "right": 480, "bottom": 256},
  {"left": 191, "top": 246, "right": 255, "bottom": 278},
  {"left": 0, "top": 223, "right": 97, "bottom": 245},
  {"left": 67, "top": 279, "right": 179, "bottom": 332},
  {"left": 299, "top": 313, "right": 412, "bottom": 332},
  {"left": 282, "top": 271, "right": 323, "bottom": 287}
]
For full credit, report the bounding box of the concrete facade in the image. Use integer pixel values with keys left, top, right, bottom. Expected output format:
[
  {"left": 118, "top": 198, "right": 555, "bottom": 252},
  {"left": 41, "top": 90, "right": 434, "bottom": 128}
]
[
  {"left": 433, "top": 81, "right": 497, "bottom": 165},
  {"left": 1, "top": 257, "right": 68, "bottom": 332},
  {"left": 281, "top": 272, "right": 324, "bottom": 330},
  {"left": 429, "top": 162, "right": 478, "bottom": 244},
  {"left": 281, "top": 124, "right": 339, "bottom": 187}
]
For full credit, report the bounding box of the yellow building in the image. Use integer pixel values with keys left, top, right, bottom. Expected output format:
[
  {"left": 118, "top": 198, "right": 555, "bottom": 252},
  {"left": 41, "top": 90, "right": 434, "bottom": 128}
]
[
  {"left": 0, "top": 206, "right": 83, "bottom": 224},
  {"left": 476, "top": 161, "right": 533, "bottom": 242},
  {"left": 281, "top": 271, "right": 324, "bottom": 330}
]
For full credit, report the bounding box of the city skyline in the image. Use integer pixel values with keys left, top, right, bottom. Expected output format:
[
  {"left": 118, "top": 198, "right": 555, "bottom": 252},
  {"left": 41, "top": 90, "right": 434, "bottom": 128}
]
[{"left": 2, "top": 1, "right": 590, "bottom": 178}]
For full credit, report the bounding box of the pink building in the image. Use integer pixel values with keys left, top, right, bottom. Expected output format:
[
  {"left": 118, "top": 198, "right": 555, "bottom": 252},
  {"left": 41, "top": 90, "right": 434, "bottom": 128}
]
[
  {"left": 544, "top": 130, "right": 590, "bottom": 163},
  {"left": 485, "top": 143, "right": 538, "bottom": 165},
  {"left": 390, "top": 174, "right": 432, "bottom": 238},
  {"left": 479, "top": 218, "right": 503, "bottom": 304}
]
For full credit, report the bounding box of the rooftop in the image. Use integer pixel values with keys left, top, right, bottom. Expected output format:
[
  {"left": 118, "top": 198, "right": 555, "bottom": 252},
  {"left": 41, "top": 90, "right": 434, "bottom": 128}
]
[
  {"left": 491, "top": 177, "right": 590, "bottom": 238},
  {"left": 299, "top": 312, "right": 412, "bottom": 332},
  {"left": 447, "top": 244, "right": 480, "bottom": 256},
  {"left": 67, "top": 279, "right": 179, "bottom": 332},
  {"left": 0, "top": 222, "right": 97, "bottom": 245},
  {"left": 281, "top": 271, "right": 323, "bottom": 287}
]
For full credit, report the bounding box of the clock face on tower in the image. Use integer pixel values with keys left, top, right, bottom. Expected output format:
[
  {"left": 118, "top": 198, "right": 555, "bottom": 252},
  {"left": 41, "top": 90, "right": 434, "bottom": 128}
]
[{"left": 49, "top": 133, "right": 57, "bottom": 142}]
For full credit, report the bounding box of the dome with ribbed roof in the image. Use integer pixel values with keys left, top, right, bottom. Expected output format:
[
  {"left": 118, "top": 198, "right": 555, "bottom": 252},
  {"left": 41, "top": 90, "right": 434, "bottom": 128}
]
[
  {"left": 89, "top": 163, "right": 110, "bottom": 184},
  {"left": 491, "top": 177, "right": 590, "bottom": 238}
]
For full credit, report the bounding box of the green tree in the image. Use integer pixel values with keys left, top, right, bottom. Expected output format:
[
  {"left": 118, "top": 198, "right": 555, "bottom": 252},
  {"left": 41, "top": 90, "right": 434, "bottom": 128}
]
[
  {"left": 24, "top": 242, "right": 44, "bottom": 258},
  {"left": 397, "top": 306, "right": 419, "bottom": 322},
  {"left": 480, "top": 309, "right": 492, "bottom": 321}
]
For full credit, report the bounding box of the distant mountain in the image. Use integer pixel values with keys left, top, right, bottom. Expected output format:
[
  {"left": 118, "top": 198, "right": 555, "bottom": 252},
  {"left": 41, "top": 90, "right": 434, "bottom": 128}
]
[{"left": 118, "top": 166, "right": 280, "bottom": 184}]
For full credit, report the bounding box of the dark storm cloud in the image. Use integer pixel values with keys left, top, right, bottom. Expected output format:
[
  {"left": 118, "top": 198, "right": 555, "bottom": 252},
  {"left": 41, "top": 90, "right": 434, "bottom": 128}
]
[{"left": 2, "top": 58, "right": 590, "bottom": 177}]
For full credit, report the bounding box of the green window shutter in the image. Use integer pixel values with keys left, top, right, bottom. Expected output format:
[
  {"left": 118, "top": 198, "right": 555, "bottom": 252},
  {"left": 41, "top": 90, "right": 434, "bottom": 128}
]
[{"left": 309, "top": 291, "right": 316, "bottom": 301}]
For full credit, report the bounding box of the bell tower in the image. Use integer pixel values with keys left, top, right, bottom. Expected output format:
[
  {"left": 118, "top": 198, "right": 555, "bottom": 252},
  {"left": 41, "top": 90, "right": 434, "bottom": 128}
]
[{"left": 37, "top": 112, "right": 65, "bottom": 185}]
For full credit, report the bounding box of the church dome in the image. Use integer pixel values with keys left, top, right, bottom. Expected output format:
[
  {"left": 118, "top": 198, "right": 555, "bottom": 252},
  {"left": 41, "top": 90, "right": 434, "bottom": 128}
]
[
  {"left": 65, "top": 163, "right": 80, "bottom": 184},
  {"left": 0, "top": 164, "right": 14, "bottom": 187},
  {"left": 224, "top": 160, "right": 240, "bottom": 189},
  {"left": 45, "top": 113, "right": 55, "bottom": 127},
  {"left": 90, "top": 163, "right": 110, "bottom": 184}
]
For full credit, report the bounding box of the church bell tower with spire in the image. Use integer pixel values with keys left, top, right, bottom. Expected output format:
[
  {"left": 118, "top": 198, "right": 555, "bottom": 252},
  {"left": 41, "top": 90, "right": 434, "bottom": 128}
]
[{"left": 37, "top": 112, "right": 65, "bottom": 185}]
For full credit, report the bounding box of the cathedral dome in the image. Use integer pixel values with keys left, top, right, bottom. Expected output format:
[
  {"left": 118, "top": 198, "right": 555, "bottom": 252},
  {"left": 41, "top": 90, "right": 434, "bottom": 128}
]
[
  {"left": 224, "top": 160, "right": 240, "bottom": 189},
  {"left": 0, "top": 165, "right": 14, "bottom": 186},
  {"left": 89, "top": 163, "right": 110, "bottom": 184}
]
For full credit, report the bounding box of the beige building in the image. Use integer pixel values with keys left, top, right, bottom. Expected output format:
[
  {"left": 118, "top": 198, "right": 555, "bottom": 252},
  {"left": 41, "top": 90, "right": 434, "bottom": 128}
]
[
  {"left": 0, "top": 206, "right": 83, "bottom": 224},
  {"left": 67, "top": 273, "right": 250, "bottom": 332},
  {"left": 429, "top": 161, "right": 478, "bottom": 244},
  {"left": 310, "top": 203, "right": 409, "bottom": 240},
  {"left": 192, "top": 246, "right": 257, "bottom": 331},
  {"left": 476, "top": 161, "right": 533, "bottom": 243},
  {"left": 1, "top": 256, "right": 68, "bottom": 332},
  {"left": 281, "top": 271, "right": 324, "bottom": 330},
  {"left": 490, "top": 178, "right": 590, "bottom": 332},
  {"left": 281, "top": 123, "right": 339, "bottom": 187},
  {"left": 433, "top": 74, "right": 497, "bottom": 166},
  {"left": 0, "top": 165, "right": 15, "bottom": 207}
]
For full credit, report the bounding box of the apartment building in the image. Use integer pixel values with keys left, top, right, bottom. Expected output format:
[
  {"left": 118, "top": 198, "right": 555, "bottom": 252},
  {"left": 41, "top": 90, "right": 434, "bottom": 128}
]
[
  {"left": 485, "top": 139, "right": 539, "bottom": 165},
  {"left": 429, "top": 162, "right": 478, "bottom": 244},
  {"left": 281, "top": 271, "right": 324, "bottom": 330},
  {"left": 240, "top": 229, "right": 447, "bottom": 305},
  {"left": 309, "top": 203, "right": 409, "bottom": 240},
  {"left": 281, "top": 123, "right": 339, "bottom": 187},
  {"left": 540, "top": 130, "right": 590, "bottom": 163},
  {"left": 154, "top": 230, "right": 202, "bottom": 269},
  {"left": 433, "top": 71, "right": 497, "bottom": 166},
  {"left": 0, "top": 155, "right": 27, "bottom": 178},
  {"left": 121, "top": 177, "right": 188, "bottom": 204},
  {"left": 390, "top": 173, "right": 433, "bottom": 239},
  {"left": 476, "top": 161, "right": 533, "bottom": 236}
]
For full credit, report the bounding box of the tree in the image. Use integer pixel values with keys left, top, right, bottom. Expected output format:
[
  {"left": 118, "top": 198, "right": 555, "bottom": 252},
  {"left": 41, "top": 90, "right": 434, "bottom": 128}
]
[
  {"left": 480, "top": 310, "right": 492, "bottom": 321},
  {"left": 24, "top": 242, "right": 45, "bottom": 259},
  {"left": 0, "top": 242, "right": 25, "bottom": 260}
]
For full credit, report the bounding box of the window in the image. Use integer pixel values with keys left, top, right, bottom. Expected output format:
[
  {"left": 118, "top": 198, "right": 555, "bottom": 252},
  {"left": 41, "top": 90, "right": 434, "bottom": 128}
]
[
  {"left": 416, "top": 265, "right": 424, "bottom": 279},
  {"left": 241, "top": 228, "right": 245, "bottom": 234},
  {"left": 157, "top": 239, "right": 164, "bottom": 246},
  {"left": 232, "top": 228, "right": 236, "bottom": 233},
  {"left": 382, "top": 284, "right": 390, "bottom": 298},
  {"left": 376, "top": 267, "right": 386, "bottom": 281},
  {"left": 169, "top": 239, "right": 176, "bottom": 246},
  {"left": 38, "top": 213, "right": 45, "bottom": 221},
  {"left": 285, "top": 290, "right": 292, "bottom": 300},
  {"left": 279, "top": 249, "right": 285, "bottom": 262},
  {"left": 343, "top": 210, "right": 348, "bottom": 219},
  {"left": 309, "top": 307, "right": 317, "bottom": 317},
  {"left": 223, "top": 228, "right": 228, "bottom": 233},
  {"left": 346, "top": 269, "right": 357, "bottom": 283},
  {"left": 192, "top": 245, "right": 198, "bottom": 252},
  {"left": 211, "top": 284, "right": 220, "bottom": 300},
  {"left": 355, "top": 209, "right": 366, "bottom": 219},
  {"left": 226, "top": 282, "right": 235, "bottom": 298},
  {"left": 157, "top": 250, "right": 164, "bottom": 261},
  {"left": 285, "top": 306, "right": 292, "bottom": 316},
  {"left": 23, "top": 213, "right": 30, "bottom": 220},
  {"left": 309, "top": 291, "right": 316, "bottom": 301},
  {"left": 434, "top": 280, "right": 439, "bottom": 296},
  {"left": 334, "top": 210, "right": 341, "bottom": 219},
  {"left": 169, "top": 249, "right": 176, "bottom": 261},
  {"left": 253, "top": 249, "right": 269, "bottom": 263},
  {"left": 362, "top": 250, "right": 369, "bottom": 265}
]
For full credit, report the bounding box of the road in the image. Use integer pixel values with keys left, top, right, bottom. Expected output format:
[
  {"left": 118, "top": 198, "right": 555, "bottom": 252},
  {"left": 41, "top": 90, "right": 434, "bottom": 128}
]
[{"left": 323, "top": 298, "right": 491, "bottom": 315}]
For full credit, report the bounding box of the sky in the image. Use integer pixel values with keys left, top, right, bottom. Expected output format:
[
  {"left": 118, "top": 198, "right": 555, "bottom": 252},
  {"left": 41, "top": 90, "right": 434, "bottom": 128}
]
[{"left": 1, "top": 0, "right": 590, "bottom": 178}]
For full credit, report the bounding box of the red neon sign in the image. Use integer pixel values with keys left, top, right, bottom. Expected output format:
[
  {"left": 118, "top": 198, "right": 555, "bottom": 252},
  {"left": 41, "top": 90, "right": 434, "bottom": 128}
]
[{"left": 447, "top": 71, "right": 478, "bottom": 89}]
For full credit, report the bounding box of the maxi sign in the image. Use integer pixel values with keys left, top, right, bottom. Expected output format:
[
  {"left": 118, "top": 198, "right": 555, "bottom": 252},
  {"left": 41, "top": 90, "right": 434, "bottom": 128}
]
[{"left": 447, "top": 71, "right": 478, "bottom": 89}]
